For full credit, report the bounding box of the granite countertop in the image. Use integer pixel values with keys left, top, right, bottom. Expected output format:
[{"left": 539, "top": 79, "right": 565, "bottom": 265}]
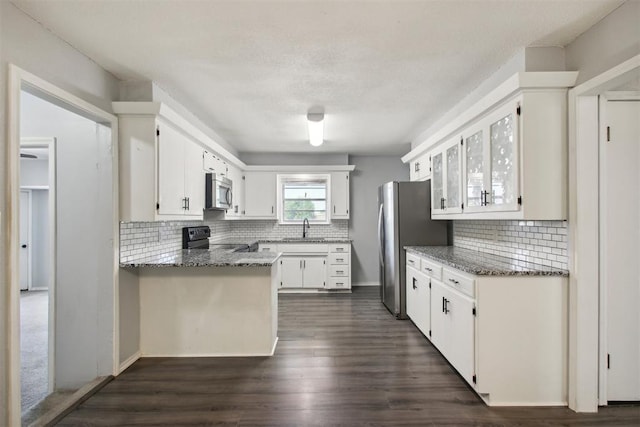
[
  {"left": 258, "top": 238, "right": 352, "bottom": 243},
  {"left": 120, "top": 248, "right": 280, "bottom": 268},
  {"left": 405, "top": 246, "right": 569, "bottom": 277}
]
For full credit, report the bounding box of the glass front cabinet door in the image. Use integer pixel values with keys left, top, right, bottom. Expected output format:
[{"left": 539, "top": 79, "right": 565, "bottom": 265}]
[
  {"left": 432, "top": 137, "right": 463, "bottom": 215},
  {"left": 462, "top": 98, "right": 520, "bottom": 214}
]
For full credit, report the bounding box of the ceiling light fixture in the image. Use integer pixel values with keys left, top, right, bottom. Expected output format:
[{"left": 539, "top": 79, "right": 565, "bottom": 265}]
[{"left": 307, "top": 113, "right": 324, "bottom": 147}]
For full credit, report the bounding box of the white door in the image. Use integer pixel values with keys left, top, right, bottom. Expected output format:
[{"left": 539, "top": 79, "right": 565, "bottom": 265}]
[
  {"left": 446, "top": 287, "right": 475, "bottom": 386},
  {"left": 19, "top": 190, "right": 31, "bottom": 291},
  {"left": 603, "top": 99, "right": 640, "bottom": 401},
  {"left": 406, "top": 266, "right": 419, "bottom": 324},
  {"left": 302, "top": 257, "right": 326, "bottom": 289},
  {"left": 415, "top": 273, "right": 431, "bottom": 337},
  {"left": 157, "top": 122, "right": 186, "bottom": 216},
  {"left": 430, "top": 279, "right": 448, "bottom": 353}
]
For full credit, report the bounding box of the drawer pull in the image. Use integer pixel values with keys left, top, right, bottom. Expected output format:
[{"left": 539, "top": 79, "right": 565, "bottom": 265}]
[
  {"left": 336, "top": 270, "right": 344, "bottom": 274},
  {"left": 425, "top": 267, "right": 433, "bottom": 272},
  {"left": 449, "top": 278, "right": 460, "bottom": 285},
  {"left": 408, "top": 259, "right": 415, "bottom": 265},
  {"left": 336, "top": 248, "right": 344, "bottom": 252},
  {"left": 336, "top": 258, "right": 344, "bottom": 262}
]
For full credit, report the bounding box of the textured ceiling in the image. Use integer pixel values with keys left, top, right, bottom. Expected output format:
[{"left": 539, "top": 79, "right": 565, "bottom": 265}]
[{"left": 12, "top": 0, "right": 624, "bottom": 155}]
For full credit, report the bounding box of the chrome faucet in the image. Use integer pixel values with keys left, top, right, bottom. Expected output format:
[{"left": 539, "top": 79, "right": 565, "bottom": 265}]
[{"left": 302, "top": 218, "right": 310, "bottom": 239}]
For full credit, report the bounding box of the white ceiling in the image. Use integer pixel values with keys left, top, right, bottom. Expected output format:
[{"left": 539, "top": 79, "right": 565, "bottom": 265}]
[{"left": 12, "top": 0, "right": 624, "bottom": 155}]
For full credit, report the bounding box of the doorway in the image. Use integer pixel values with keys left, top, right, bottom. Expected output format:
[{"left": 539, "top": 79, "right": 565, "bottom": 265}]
[
  {"left": 19, "top": 137, "right": 55, "bottom": 415},
  {"left": 6, "top": 65, "right": 120, "bottom": 426}
]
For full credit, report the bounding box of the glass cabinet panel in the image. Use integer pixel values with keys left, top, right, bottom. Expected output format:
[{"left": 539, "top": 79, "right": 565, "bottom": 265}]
[
  {"left": 465, "top": 130, "right": 484, "bottom": 208},
  {"left": 446, "top": 143, "right": 460, "bottom": 209},
  {"left": 490, "top": 113, "right": 516, "bottom": 206},
  {"left": 432, "top": 152, "right": 444, "bottom": 210}
]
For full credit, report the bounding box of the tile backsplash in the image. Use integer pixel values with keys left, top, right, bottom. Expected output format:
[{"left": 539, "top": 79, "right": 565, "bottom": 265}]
[
  {"left": 453, "top": 220, "right": 568, "bottom": 269},
  {"left": 120, "top": 219, "right": 348, "bottom": 262}
]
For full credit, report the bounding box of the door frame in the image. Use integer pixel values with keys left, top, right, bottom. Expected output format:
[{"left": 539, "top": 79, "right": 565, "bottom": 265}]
[
  {"left": 6, "top": 64, "right": 120, "bottom": 425},
  {"left": 568, "top": 54, "right": 640, "bottom": 412},
  {"left": 19, "top": 189, "right": 32, "bottom": 291}
]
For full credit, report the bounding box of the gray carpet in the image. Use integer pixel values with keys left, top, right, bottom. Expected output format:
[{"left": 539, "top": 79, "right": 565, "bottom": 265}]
[{"left": 20, "top": 290, "right": 49, "bottom": 414}]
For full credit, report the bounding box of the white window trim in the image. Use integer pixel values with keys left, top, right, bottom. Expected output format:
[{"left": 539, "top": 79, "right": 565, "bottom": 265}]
[{"left": 277, "top": 173, "right": 331, "bottom": 225}]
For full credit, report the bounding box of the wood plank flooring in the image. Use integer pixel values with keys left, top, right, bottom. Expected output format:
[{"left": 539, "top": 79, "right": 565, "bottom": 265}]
[{"left": 58, "top": 287, "right": 639, "bottom": 426}]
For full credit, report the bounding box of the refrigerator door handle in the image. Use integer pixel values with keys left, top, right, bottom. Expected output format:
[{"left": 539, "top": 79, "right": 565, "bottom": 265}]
[{"left": 377, "top": 204, "right": 385, "bottom": 266}]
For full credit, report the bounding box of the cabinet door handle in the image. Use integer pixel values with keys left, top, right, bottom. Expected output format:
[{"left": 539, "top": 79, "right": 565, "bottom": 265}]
[
  {"left": 304, "top": 260, "right": 306, "bottom": 268},
  {"left": 412, "top": 277, "right": 417, "bottom": 290},
  {"left": 271, "top": 206, "right": 274, "bottom": 214},
  {"left": 334, "top": 205, "right": 336, "bottom": 213},
  {"left": 299, "top": 260, "right": 302, "bottom": 269},
  {"left": 187, "top": 197, "right": 190, "bottom": 210},
  {"left": 444, "top": 298, "right": 450, "bottom": 314},
  {"left": 442, "top": 297, "right": 446, "bottom": 313},
  {"left": 408, "top": 259, "right": 414, "bottom": 265}
]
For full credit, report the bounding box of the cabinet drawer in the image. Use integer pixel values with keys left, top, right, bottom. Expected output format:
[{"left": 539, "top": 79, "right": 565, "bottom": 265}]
[
  {"left": 278, "top": 244, "right": 329, "bottom": 254},
  {"left": 329, "top": 253, "right": 349, "bottom": 265},
  {"left": 421, "top": 259, "right": 442, "bottom": 281},
  {"left": 406, "top": 253, "right": 421, "bottom": 270},
  {"left": 327, "top": 277, "right": 350, "bottom": 289},
  {"left": 258, "top": 244, "right": 277, "bottom": 252},
  {"left": 329, "top": 243, "right": 350, "bottom": 253},
  {"left": 329, "top": 265, "right": 349, "bottom": 277},
  {"left": 442, "top": 268, "right": 475, "bottom": 298}
]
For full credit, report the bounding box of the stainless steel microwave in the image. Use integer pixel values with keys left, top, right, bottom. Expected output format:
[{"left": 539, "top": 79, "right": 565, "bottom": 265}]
[{"left": 205, "top": 173, "right": 233, "bottom": 210}]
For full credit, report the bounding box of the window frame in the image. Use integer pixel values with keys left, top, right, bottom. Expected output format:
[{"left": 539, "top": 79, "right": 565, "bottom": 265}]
[{"left": 277, "top": 173, "right": 331, "bottom": 225}]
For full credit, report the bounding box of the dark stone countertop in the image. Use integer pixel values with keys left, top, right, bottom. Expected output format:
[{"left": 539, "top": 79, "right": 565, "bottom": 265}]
[
  {"left": 120, "top": 248, "right": 280, "bottom": 268},
  {"left": 258, "top": 238, "right": 351, "bottom": 243},
  {"left": 405, "top": 246, "right": 569, "bottom": 277}
]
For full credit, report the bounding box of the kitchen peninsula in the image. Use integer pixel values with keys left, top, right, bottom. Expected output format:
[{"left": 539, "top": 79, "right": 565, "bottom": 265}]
[{"left": 119, "top": 248, "right": 280, "bottom": 363}]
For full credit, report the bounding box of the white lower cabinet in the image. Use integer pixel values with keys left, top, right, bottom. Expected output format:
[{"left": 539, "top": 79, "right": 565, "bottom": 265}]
[
  {"left": 260, "top": 242, "right": 351, "bottom": 291},
  {"left": 279, "top": 257, "right": 326, "bottom": 288},
  {"left": 431, "top": 277, "right": 475, "bottom": 386},
  {"left": 406, "top": 252, "right": 568, "bottom": 406},
  {"left": 406, "top": 265, "right": 430, "bottom": 337}
]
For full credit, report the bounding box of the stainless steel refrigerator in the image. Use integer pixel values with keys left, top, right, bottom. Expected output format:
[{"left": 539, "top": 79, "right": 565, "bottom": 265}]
[{"left": 378, "top": 181, "right": 449, "bottom": 319}]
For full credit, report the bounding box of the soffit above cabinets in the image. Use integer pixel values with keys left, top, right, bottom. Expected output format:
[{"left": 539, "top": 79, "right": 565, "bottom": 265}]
[{"left": 13, "top": 0, "right": 624, "bottom": 155}]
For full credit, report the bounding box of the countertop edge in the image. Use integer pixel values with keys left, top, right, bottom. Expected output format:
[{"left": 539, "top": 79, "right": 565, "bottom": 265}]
[{"left": 405, "top": 246, "right": 569, "bottom": 277}]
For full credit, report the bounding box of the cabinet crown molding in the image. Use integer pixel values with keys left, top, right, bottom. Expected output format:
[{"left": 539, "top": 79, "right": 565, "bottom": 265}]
[
  {"left": 112, "top": 101, "right": 246, "bottom": 169},
  {"left": 402, "top": 71, "right": 579, "bottom": 163}
]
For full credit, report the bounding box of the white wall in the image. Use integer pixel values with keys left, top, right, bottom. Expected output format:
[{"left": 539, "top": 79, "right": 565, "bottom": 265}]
[
  {"left": 20, "top": 90, "right": 115, "bottom": 389},
  {"left": 349, "top": 156, "right": 409, "bottom": 285},
  {"left": 0, "top": 2, "right": 121, "bottom": 422},
  {"left": 565, "top": 1, "right": 640, "bottom": 85},
  {"left": 19, "top": 159, "right": 48, "bottom": 187}
]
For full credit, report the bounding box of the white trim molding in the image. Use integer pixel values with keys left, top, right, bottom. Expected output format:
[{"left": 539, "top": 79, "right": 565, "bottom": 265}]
[{"left": 568, "top": 54, "right": 640, "bottom": 413}]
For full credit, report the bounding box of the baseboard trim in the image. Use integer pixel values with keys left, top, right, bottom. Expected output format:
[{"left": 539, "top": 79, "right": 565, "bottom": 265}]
[
  {"left": 28, "top": 287, "right": 49, "bottom": 291},
  {"left": 270, "top": 337, "right": 279, "bottom": 356},
  {"left": 118, "top": 351, "right": 141, "bottom": 374},
  {"left": 28, "top": 375, "right": 113, "bottom": 427},
  {"left": 352, "top": 281, "right": 379, "bottom": 287}
]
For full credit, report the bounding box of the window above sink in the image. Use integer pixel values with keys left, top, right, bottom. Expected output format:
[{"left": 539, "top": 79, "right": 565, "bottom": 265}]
[{"left": 277, "top": 174, "right": 330, "bottom": 225}]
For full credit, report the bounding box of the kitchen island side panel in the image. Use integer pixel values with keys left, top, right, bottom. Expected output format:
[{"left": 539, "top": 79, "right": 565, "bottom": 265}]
[{"left": 139, "top": 266, "right": 278, "bottom": 357}]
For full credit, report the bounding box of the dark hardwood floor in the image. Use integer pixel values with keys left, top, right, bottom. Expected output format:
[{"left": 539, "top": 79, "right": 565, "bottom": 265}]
[{"left": 58, "top": 287, "right": 639, "bottom": 426}]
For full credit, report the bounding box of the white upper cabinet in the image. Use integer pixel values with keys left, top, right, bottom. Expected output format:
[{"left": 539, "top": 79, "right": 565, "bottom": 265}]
[
  {"left": 462, "top": 98, "right": 520, "bottom": 214},
  {"left": 114, "top": 102, "right": 244, "bottom": 222},
  {"left": 154, "top": 121, "right": 204, "bottom": 218},
  {"left": 331, "top": 172, "right": 350, "bottom": 219},
  {"left": 402, "top": 72, "right": 578, "bottom": 220},
  {"left": 409, "top": 152, "right": 431, "bottom": 181},
  {"left": 225, "top": 163, "right": 245, "bottom": 218},
  {"left": 203, "top": 150, "right": 228, "bottom": 177},
  {"left": 431, "top": 137, "right": 463, "bottom": 215},
  {"left": 244, "top": 171, "right": 277, "bottom": 218}
]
